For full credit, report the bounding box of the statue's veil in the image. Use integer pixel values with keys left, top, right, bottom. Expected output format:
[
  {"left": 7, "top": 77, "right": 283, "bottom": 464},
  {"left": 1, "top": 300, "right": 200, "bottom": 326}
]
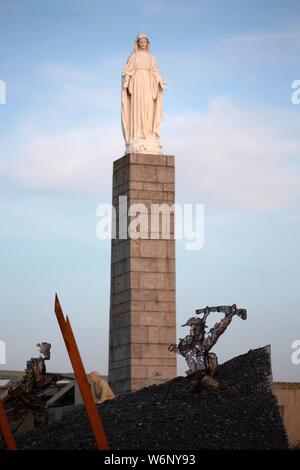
[{"left": 134, "top": 32, "right": 151, "bottom": 53}]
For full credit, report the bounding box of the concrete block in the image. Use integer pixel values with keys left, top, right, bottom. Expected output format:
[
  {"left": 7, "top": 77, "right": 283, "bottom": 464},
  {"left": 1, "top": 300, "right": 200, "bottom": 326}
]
[
  {"left": 147, "top": 366, "right": 176, "bottom": 380},
  {"left": 139, "top": 343, "right": 174, "bottom": 359},
  {"left": 112, "top": 258, "right": 130, "bottom": 277},
  {"left": 110, "top": 312, "right": 131, "bottom": 329},
  {"left": 139, "top": 239, "right": 168, "bottom": 258},
  {"left": 131, "top": 366, "right": 148, "bottom": 379},
  {"left": 157, "top": 259, "right": 175, "bottom": 273},
  {"left": 156, "top": 166, "right": 174, "bottom": 183},
  {"left": 144, "top": 300, "right": 170, "bottom": 312},
  {"left": 109, "top": 327, "right": 130, "bottom": 347},
  {"left": 130, "top": 164, "right": 157, "bottom": 182},
  {"left": 131, "top": 257, "right": 158, "bottom": 273},
  {"left": 109, "top": 366, "right": 131, "bottom": 382},
  {"left": 110, "top": 302, "right": 131, "bottom": 316},
  {"left": 109, "top": 344, "right": 131, "bottom": 362},
  {"left": 139, "top": 311, "right": 166, "bottom": 326},
  {"left": 111, "top": 272, "right": 131, "bottom": 294},
  {"left": 148, "top": 326, "right": 160, "bottom": 343},
  {"left": 131, "top": 300, "right": 145, "bottom": 311},
  {"left": 164, "top": 312, "right": 176, "bottom": 326},
  {"left": 132, "top": 326, "right": 148, "bottom": 343},
  {"left": 159, "top": 326, "right": 176, "bottom": 344},
  {"left": 157, "top": 290, "right": 176, "bottom": 302},
  {"left": 143, "top": 182, "right": 163, "bottom": 191},
  {"left": 131, "top": 289, "right": 159, "bottom": 302},
  {"left": 133, "top": 153, "right": 167, "bottom": 167},
  {"left": 110, "top": 290, "right": 130, "bottom": 306},
  {"left": 163, "top": 183, "right": 175, "bottom": 192}
]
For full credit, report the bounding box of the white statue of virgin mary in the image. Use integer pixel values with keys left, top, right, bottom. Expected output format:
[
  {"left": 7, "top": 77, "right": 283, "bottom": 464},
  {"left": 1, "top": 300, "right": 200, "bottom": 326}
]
[{"left": 121, "top": 33, "right": 166, "bottom": 154}]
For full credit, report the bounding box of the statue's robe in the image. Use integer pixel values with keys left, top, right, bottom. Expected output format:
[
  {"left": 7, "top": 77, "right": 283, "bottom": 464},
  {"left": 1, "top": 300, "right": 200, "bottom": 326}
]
[{"left": 122, "top": 50, "right": 163, "bottom": 153}]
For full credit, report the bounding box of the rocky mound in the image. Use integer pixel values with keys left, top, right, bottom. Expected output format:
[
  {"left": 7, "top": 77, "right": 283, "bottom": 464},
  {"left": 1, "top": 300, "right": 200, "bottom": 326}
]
[{"left": 13, "top": 346, "right": 288, "bottom": 450}]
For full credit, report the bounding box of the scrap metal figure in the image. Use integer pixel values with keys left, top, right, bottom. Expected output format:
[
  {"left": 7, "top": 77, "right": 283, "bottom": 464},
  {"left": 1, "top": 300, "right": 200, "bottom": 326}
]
[
  {"left": 169, "top": 304, "right": 247, "bottom": 390},
  {"left": 23, "top": 342, "right": 51, "bottom": 393},
  {"left": 2, "top": 343, "right": 52, "bottom": 432}
]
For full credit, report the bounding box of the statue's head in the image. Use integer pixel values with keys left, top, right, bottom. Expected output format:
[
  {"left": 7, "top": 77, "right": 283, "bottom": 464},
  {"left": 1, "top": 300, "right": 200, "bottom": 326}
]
[
  {"left": 193, "top": 322, "right": 206, "bottom": 338},
  {"left": 90, "top": 371, "right": 102, "bottom": 383},
  {"left": 135, "top": 32, "right": 150, "bottom": 52},
  {"left": 36, "top": 342, "right": 51, "bottom": 360},
  {"left": 182, "top": 317, "right": 207, "bottom": 338}
]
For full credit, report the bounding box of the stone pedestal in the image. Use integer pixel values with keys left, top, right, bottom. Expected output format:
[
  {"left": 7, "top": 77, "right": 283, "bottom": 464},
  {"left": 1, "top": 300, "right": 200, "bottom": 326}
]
[{"left": 108, "top": 153, "right": 176, "bottom": 394}]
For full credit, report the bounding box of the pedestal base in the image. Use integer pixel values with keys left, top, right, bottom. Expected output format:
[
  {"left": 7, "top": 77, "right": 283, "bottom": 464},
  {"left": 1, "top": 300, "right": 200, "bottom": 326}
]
[
  {"left": 108, "top": 153, "right": 177, "bottom": 394},
  {"left": 125, "top": 137, "right": 162, "bottom": 155}
]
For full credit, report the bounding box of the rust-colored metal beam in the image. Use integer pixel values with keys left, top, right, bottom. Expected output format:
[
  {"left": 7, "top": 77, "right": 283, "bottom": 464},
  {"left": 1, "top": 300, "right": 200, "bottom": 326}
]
[
  {"left": 0, "top": 398, "right": 16, "bottom": 450},
  {"left": 54, "top": 294, "right": 109, "bottom": 450}
]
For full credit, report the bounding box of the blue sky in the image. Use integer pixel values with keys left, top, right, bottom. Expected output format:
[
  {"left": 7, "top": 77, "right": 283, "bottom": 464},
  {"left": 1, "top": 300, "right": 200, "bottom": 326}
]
[{"left": 0, "top": 0, "right": 300, "bottom": 381}]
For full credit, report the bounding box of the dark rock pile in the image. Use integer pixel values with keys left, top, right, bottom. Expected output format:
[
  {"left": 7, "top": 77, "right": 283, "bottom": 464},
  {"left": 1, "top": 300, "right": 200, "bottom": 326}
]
[{"left": 13, "top": 346, "right": 289, "bottom": 450}]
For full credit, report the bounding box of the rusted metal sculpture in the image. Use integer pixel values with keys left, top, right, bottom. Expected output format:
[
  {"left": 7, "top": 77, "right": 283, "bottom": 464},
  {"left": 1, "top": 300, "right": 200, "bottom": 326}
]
[
  {"left": 2, "top": 342, "right": 55, "bottom": 434},
  {"left": 169, "top": 304, "right": 247, "bottom": 390},
  {"left": 0, "top": 398, "right": 17, "bottom": 450},
  {"left": 23, "top": 342, "right": 51, "bottom": 393},
  {"left": 54, "top": 294, "right": 109, "bottom": 450}
]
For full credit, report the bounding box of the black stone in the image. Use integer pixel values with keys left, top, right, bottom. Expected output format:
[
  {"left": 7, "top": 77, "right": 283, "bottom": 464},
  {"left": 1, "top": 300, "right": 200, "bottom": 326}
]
[{"left": 12, "top": 346, "right": 289, "bottom": 450}]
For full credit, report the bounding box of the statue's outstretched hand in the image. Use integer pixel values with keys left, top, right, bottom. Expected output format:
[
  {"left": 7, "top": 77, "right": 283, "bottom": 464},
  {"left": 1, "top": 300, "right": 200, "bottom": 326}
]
[
  {"left": 123, "top": 75, "right": 130, "bottom": 89},
  {"left": 159, "top": 78, "right": 167, "bottom": 90}
]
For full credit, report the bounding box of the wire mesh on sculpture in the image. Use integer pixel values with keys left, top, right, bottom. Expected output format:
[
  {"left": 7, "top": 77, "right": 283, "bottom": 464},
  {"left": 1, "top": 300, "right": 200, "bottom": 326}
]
[{"left": 169, "top": 304, "right": 247, "bottom": 390}]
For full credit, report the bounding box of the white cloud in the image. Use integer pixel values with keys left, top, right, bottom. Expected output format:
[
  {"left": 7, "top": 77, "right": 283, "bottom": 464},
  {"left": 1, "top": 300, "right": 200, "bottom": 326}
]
[
  {"left": 41, "top": 63, "right": 97, "bottom": 81},
  {"left": 221, "top": 31, "right": 300, "bottom": 44},
  {"left": 0, "top": 122, "right": 123, "bottom": 197},
  {"left": 52, "top": 83, "right": 118, "bottom": 112},
  {"left": 38, "top": 62, "right": 120, "bottom": 113},
  {"left": 139, "top": 0, "right": 195, "bottom": 14},
  {"left": 1, "top": 97, "right": 299, "bottom": 211},
  {"left": 164, "top": 97, "right": 300, "bottom": 211}
]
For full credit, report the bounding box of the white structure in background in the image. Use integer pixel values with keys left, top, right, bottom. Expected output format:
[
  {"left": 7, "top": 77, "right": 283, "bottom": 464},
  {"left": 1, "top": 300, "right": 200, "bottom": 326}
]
[
  {"left": 0, "top": 340, "right": 6, "bottom": 364},
  {"left": 0, "top": 80, "right": 6, "bottom": 104}
]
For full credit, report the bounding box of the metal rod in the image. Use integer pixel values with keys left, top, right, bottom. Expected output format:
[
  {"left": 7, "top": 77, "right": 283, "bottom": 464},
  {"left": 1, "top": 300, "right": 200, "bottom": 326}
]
[
  {"left": 0, "top": 398, "right": 17, "bottom": 450},
  {"left": 54, "top": 294, "right": 110, "bottom": 450}
]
